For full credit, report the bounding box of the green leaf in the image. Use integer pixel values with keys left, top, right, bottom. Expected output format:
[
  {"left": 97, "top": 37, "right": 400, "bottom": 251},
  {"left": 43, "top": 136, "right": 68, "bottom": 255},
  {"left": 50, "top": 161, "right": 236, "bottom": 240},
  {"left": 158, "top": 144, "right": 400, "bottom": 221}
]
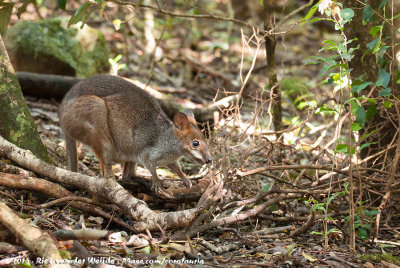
[
  {"left": 327, "top": 228, "right": 340, "bottom": 235},
  {"left": 58, "top": 0, "right": 66, "bottom": 10},
  {"left": 395, "top": 70, "right": 400, "bottom": 83},
  {"left": 335, "top": 144, "right": 354, "bottom": 155},
  {"left": 99, "top": 1, "right": 106, "bottom": 18},
  {"left": 323, "top": 40, "right": 337, "bottom": 47},
  {"left": 379, "top": 0, "right": 387, "bottom": 9},
  {"left": 302, "top": 251, "right": 317, "bottom": 262},
  {"left": 0, "top": 2, "right": 13, "bottom": 35},
  {"left": 369, "top": 26, "right": 382, "bottom": 38},
  {"left": 310, "top": 231, "right": 325, "bottom": 236},
  {"left": 68, "top": 2, "right": 92, "bottom": 26},
  {"left": 340, "top": 8, "right": 354, "bottom": 21},
  {"left": 383, "top": 100, "right": 392, "bottom": 108},
  {"left": 261, "top": 183, "right": 272, "bottom": 192},
  {"left": 366, "top": 104, "right": 377, "bottom": 120},
  {"left": 350, "top": 101, "right": 360, "bottom": 116},
  {"left": 379, "top": 88, "right": 391, "bottom": 97},
  {"left": 376, "top": 69, "right": 390, "bottom": 88},
  {"left": 356, "top": 106, "right": 367, "bottom": 126},
  {"left": 362, "top": 5, "right": 374, "bottom": 23},
  {"left": 352, "top": 81, "right": 373, "bottom": 94},
  {"left": 360, "top": 130, "right": 376, "bottom": 141},
  {"left": 358, "top": 228, "right": 368, "bottom": 240},
  {"left": 351, "top": 123, "right": 362, "bottom": 131},
  {"left": 359, "top": 142, "right": 376, "bottom": 151},
  {"left": 327, "top": 63, "right": 348, "bottom": 71},
  {"left": 315, "top": 106, "right": 335, "bottom": 114},
  {"left": 310, "top": 17, "right": 329, "bottom": 23},
  {"left": 366, "top": 38, "right": 380, "bottom": 53},
  {"left": 364, "top": 209, "right": 379, "bottom": 217}
]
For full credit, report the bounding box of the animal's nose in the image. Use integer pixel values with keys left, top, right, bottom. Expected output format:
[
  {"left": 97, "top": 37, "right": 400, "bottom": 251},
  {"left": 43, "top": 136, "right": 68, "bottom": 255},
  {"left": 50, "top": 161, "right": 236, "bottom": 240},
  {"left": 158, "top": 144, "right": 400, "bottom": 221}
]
[{"left": 205, "top": 157, "right": 212, "bottom": 164}]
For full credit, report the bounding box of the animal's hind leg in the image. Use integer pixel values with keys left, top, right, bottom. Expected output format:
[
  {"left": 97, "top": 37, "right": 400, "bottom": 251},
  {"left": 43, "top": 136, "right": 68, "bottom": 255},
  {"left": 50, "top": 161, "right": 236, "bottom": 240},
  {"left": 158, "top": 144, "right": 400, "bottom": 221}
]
[
  {"left": 65, "top": 136, "right": 78, "bottom": 172},
  {"left": 122, "top": 162, "right": 137, "bottom": 179},
  {"left": 61, "top": 95, "right": 115, "bottom": 180}
]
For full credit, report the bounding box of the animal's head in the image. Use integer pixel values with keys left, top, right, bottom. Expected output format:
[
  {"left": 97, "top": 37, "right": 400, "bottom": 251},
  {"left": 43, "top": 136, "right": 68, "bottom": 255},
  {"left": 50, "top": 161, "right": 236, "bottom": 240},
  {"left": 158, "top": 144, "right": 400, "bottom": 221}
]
[{"left": 173, "top": 109, "right": 212, "bottom": 165}]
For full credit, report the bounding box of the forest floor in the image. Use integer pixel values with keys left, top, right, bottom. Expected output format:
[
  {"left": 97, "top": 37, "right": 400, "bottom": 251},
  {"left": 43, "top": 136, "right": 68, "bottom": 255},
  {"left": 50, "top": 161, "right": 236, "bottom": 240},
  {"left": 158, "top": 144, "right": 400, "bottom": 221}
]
[{"left": 1, "top": 2, "right": 399, "bottom": 268}]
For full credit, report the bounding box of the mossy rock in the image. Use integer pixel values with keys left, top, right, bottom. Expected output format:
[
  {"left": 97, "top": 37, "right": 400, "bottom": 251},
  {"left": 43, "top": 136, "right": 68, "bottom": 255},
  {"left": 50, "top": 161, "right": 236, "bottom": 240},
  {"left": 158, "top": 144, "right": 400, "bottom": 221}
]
[
  {"left": 362, "top": 253, "right": 400, "bottom": 265},
  {"left": 5, "top": 18, "right": 110, "bottom": 77}
]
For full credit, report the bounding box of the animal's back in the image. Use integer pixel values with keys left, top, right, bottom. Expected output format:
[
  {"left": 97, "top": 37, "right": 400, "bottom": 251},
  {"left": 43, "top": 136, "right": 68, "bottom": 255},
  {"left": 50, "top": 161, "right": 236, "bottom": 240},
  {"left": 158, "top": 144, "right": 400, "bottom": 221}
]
[{"left": 60, "top": 75, "right": 172, "bottom": 163}]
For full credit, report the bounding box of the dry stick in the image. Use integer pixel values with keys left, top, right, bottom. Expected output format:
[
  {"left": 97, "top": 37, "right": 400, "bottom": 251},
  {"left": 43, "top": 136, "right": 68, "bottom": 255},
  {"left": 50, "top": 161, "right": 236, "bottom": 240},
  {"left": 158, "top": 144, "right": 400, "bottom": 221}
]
[
  {"left": 256, "top": 225, "right": 294, "bottom": 235},
  {"left": 0, "top": 135, "right": 207, "bottom": 232},
  {"left": 40, "top": 196, "right": 117, "bottom": 211},
  {"left": 258, "top": 171, "right": 296, "bottom": 187},
  {"left": 0, "top": 201, "right": 70, "bottom": 268},
  {"left": 53, "top": 229, "right": 111, "bottom": 241},
  {"left": 223, "top": 187, "right": 343, "bottom": 211},
  {"left": 290, "top": 211, "right": 316, "bottom": 237},
  {"left": 0, "top": 190, "right": 21, "bottom": 208},
  {"left": 238, "top": 164, "right": 396, "bottom": 185},
  {"left": 374, "top": 102, "right": 400, "bottom": 242},
  {"left": 112, "top": 0, "right": 254, "bottom": 29},
  {"left": 238, "top": 165, "right": 349, "bottom": 177},
  {"left": 179, "top": 193, "right": 301, "bottom": 239},
  {"left": 355, "top": 144, "right": 396, "bottom": 165},
  {"left": 259, "top": 211, "right": 348, "bottom": 222},
  {"left": 278, "top": 0, "right": 314, "bottom": 27},
  {"left": 328, "top": 252, "right": 361, "bottom": 268},
  {"left": 198, "top": 239, "right": 239, "bottom": 254},
  {"left": 0, "top": 172, "right": 134, "bottom": 232},
  {"left": 325, "top": 112, "right": 350, "bottom": 150}
]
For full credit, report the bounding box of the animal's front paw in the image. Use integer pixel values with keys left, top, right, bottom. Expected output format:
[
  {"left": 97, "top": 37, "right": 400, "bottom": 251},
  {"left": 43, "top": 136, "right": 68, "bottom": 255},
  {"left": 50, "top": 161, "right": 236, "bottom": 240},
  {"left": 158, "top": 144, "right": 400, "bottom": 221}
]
[
  {"left": 183, "top": 179, "right": 192, "bottom": 189},
  {"left": 153, "top": 185, "right": 173, "bottom": 198},
  {"left": 151, "top": 182, "right": 163, "bottom": 194}
]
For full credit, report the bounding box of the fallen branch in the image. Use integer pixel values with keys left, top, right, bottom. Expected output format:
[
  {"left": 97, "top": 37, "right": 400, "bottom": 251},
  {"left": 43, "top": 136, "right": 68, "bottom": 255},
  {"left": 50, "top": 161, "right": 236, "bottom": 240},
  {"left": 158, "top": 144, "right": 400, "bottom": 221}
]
[
  {"left": 197, "top": 239, "right": 239, "bottom": 254},
  {"left": 290, "top": 211, "right": 316, "bottom": 237},
  {"left": 0, "top": 135, "right": 221, "bottom": 232},
  {"left": 0, "top": 201, "right": 70, "bottom": 268},
  {"left": 0, "top": 172, "right": 133, "bottom": 232}
]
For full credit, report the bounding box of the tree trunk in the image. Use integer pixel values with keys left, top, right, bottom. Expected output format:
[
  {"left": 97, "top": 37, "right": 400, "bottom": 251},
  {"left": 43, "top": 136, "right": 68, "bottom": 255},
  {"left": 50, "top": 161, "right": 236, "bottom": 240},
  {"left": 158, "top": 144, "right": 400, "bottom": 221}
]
[
  {"left": 342, "top": 0, "right": 400, "bottom": 161},
  {"left": 263, "top": 3, "right": 283, "bottom": 134},
  {"left": 0, "top": 34, "right": 49, "bottom": 162}
]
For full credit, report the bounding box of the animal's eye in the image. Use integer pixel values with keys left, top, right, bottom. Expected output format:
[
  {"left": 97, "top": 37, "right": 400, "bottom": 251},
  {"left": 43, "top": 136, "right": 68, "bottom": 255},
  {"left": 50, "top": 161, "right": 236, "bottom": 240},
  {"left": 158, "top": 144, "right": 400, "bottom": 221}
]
[{"left": 192, "top": 140, "right": 200, "bottom": 147}]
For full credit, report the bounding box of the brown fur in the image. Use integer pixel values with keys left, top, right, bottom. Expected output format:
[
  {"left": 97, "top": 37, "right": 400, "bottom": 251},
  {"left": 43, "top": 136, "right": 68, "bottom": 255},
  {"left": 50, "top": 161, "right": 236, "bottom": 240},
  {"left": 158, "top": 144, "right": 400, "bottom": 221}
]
[{"left": 59, "top": 75, "right": 212, "bottom": 192}]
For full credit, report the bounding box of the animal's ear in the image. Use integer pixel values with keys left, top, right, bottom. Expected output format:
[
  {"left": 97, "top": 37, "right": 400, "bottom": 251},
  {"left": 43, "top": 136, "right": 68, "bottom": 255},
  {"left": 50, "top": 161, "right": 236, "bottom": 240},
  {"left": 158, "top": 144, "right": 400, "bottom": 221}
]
[
  {"left": 182, "top": 109, "right": 197, "bottom": 125},
  {"left": 173, "top": 112, "right": 189, "bottom": 130}
]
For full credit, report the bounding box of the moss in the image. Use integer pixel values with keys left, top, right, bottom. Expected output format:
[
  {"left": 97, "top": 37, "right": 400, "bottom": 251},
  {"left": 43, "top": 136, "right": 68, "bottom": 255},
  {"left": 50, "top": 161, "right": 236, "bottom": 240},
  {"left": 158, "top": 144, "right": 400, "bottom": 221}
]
[
  {"left": 0, "top": 59, "right": 50, "bottom": 162},
  {"left": 6, "top": 18, "right": 109, "bottom": 77},
  {"left": 76, "top": 30, "right": 110, "bottom": 77},
  {"left": 362, "top": 253, "right": 400, "bottom": 265},
  {"left": 8, "top": 18, "right": 79, "bottom": 70}
]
